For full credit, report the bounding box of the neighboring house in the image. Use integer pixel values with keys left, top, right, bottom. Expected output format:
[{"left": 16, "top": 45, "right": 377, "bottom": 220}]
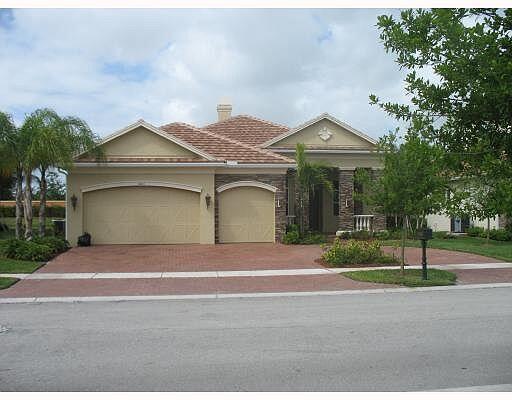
[
  {"left": 67, "top": 103, "right": 382, "bottom": 245},
  {"left": 66, "top": 103, "right": 504, "bottom": 246}
]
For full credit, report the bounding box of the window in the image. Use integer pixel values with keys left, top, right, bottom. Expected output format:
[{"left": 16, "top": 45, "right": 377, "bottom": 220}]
[{"left": 333, "top": 180, "right": 339, "bottom": 216}]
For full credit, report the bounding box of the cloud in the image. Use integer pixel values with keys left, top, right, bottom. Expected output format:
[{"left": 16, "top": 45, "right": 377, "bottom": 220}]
[{"left": 0, "top": 8, "right": 407, "bottom": 139}]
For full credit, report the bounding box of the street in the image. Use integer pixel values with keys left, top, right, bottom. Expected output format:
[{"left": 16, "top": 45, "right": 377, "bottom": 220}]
[{"left": 1, "top": 288, "right": 512, "bottom": 391}]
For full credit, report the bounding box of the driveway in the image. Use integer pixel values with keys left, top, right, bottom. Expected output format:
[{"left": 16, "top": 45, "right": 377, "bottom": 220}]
[
  {"left": 39, "top": 244, "right": 324, "bottom": 273},
  {"left": 38, "top": 243, "right": 501, "bottom": 274}
]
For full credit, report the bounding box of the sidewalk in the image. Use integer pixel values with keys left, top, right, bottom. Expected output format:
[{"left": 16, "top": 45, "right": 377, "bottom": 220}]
[{"left": 1, "top": 262, "right": 512, "bottom": 303}]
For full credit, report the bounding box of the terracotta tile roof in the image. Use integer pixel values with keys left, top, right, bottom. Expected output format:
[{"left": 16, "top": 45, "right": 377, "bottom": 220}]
[
  {"left": 202, "top": 115, "right": 289, "bottom": 147},
  {"left": 160, "top": 122, "right": 294, "bottom": 164},
  {"left": 76, "top": 156, "right": 218, "bottom": 163}
]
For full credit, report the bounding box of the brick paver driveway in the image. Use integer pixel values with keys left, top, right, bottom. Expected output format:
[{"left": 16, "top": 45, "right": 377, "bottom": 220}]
[
  {"left": 38, "top": 243, "right": 501, "bottom": 274},
  {"left": 40, "top": 244, "right": 325, "bottom": 273}
]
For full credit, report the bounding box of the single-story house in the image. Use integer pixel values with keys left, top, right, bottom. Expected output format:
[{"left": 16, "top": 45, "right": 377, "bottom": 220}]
[{"left": 66, "top": 103, "right": 505, "bottom": 245}]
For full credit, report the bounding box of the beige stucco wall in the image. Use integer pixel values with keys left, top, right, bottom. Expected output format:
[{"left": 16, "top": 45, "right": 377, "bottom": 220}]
[
  {"left": 426, "top": 213, "right": 500, "bottom": 232},
  {"left": 271, "top": 119, "right": 376, "bottom": 149},
  {"left": 66, "top": 167, "right": 216, "bottom": 245},
  {"left": 101, "top": 127, "right": 199, "bottom": 158},
  {"left": 281, "top": 152, "right": 381, "bottom": 170}
]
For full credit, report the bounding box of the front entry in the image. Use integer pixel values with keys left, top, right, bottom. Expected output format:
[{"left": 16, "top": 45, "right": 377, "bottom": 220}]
[{"left": 308, "top": 185, "right": 323, "bottom": 232}]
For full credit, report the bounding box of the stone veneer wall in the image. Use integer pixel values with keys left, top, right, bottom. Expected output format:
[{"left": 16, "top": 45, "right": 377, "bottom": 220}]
[
  {"left": 214, "top": 174, "right": 287, "bottom": 243},
  {"left": 338, "top": 170, "right": 354, "bottom": 230},
  {"left": 337, "top": 168, "right": 387, "bottom": 231}
]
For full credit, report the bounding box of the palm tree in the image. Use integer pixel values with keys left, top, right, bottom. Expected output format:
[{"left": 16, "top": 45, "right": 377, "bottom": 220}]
[
  {"left": 20, "top": 109, "right": 103, "bottom": 237},
  {"left": 295, "top": 143, "right": 333, "bottom": 235},
  {"left": 0, "top": 111, "right": 25, "bottom": 239}
]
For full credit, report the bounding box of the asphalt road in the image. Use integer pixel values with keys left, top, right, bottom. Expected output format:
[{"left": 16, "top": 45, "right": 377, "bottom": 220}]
[{"left": 1, "top": 288, "right": 512, "bottom": 391}]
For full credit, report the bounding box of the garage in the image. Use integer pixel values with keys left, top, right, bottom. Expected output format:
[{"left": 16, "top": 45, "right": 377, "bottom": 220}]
[
  {"left": 83, "top": 184, "right": 200, "bottom": 244},
  {"left": 218, "top": 183, "right": 275, "bottom": 243}
]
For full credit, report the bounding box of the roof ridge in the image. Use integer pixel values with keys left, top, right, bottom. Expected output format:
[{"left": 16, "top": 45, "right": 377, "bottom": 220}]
[
  {"left": 162, "top": 122, "right": 294, "bottom": 163},
  {"left": 203, "top": 114, "right": 289, "bottom": 130}
]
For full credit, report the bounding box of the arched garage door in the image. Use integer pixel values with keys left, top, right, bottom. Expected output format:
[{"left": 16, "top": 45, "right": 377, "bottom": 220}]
[
  {"left": 218, "top": 185, "right": 275, "bottom": 243},
  {"left": 83, "top": 186, "right": 200, "bottom": 244}
]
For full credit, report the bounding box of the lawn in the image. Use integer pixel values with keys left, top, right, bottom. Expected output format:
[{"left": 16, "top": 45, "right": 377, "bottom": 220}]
[
  {"left": 0, "top": 258, "right": 43, "bottom": 274},
  {"left": 382, "top": 236, "right": 512, "bottom": 262},
  {"left": 342, "top": 268, "right": 457, "bottom": 287},
  {"left": 0, "top": 277, "right": 19, "bottom": 290}
]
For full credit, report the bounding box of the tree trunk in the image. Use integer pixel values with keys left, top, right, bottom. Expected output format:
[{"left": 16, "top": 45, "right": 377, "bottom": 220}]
[
  {"left": 486, "top": 217, "right": 490, "bottom": 245},
  {"left": 15, "top": 167, "right": 23, "bottom": 239},
  {"left": 39, "top": 167, "right": 47, "bottom": 237},
  {"left": 23, "top": 171, "right": 33, "bottom": 240},
  {"left": 400, "top": 215, "right": 407, "bottom": 275}
]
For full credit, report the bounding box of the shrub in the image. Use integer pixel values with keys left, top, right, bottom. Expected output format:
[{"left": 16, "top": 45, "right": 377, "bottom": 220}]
[
  {"left": 432, "top": 231, "right": 457, "bottom": 240},
  {"left": 322, "top": 238, "right": 398, "bottom": 266},
  {"left": 32, "top": 236, "right": 69, "bottom": 253},
  {"left": 374, "top": 230, "right": 390, "bottom": 240},
  {"left": 301, "top": 232, "right": 326, "bottom": 244},
  {"left": 1, "top": 236, "right": 69, "bottom": 261},
  {"left": 283, "top": 225, "right": 326, "bottom": 245},
  {"left": 0, "top": 205, "right": 65, "bottom": 218},
  {"left": 489, "top": 229, "right": 512, "bottom": 242},
  {"left": 466, "top": 226, "right": 485, "bottom": 237},
  {"left": 3, "top": 239, "right": 53, "bottom": 261},
  {"left": 283, "top": 230, "right": 300, "bottom": 244}
]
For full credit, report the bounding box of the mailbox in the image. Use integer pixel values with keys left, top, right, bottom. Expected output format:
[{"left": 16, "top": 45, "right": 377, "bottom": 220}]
[{"left": 416, "top": 228, "right": 433, "bottom": 241}]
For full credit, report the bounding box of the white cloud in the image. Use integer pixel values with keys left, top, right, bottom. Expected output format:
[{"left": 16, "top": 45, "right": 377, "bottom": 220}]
[{"left": 0, "top": 8, "right": 408, "bottom": 139}]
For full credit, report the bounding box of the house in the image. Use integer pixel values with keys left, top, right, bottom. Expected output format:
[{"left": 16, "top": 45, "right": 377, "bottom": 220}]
[
  {"left": 66, "top": 103, "right": 384, "bottom": 245},
  {"left": 67, "top": 103, "right": 504, "bottom": 245}
]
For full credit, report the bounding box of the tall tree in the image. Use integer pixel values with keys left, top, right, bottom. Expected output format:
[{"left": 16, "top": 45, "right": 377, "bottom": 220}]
[
  {"left": 295, "top": 143, "right": 333, "bottom": 235},
  {"left": 355, "top": 134, "right": 448, "bottom": 272},
  {"left": 0, "top": 111, "right": 25, "bottom": 239},
  {"left": 371, "top": 8, "right": 512, "bottom": 217},
  {"left": 20, "top": 109, "right": 102, "bottom": 237}
]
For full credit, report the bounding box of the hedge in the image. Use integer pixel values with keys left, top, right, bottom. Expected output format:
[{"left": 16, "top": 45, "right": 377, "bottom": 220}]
[{"left": 0, "top": 205, "right": 65, "bottom": 218}]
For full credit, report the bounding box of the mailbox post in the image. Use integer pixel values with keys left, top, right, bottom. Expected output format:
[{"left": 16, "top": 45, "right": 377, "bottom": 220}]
[{"left": 416, "top": 228, "right": 433, "bottom": 280}]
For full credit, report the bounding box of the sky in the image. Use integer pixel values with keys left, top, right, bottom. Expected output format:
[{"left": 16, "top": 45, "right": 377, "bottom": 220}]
[{"left": 0, "top": 8, "right": 409, "bottom": 140}]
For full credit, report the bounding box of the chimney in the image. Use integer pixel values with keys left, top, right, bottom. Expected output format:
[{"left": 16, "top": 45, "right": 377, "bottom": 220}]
[{"left": 217, "top": 103, "right": 232, "bottom": 122}]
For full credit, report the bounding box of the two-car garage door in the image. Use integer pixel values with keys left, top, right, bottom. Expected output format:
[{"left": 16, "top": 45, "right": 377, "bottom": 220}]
[{"left": 83, "top": 186, "right": 200, "bottom": 244}]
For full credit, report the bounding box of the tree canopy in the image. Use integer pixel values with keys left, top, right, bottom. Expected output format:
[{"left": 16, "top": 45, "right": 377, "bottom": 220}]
[{"left": 372, "top": 8, "right": 512, "bottom": 218}]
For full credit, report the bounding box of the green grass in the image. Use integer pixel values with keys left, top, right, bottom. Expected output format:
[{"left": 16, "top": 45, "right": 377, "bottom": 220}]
[
  {"left": 0, "top": 258, "right": 43, "bottom": 274},
  {"left": 342, "top": 268, "right": 457, "bottom": 287},
  {"left": 0, "top": 277, "right": 19, "bottom": 290},
  {"left": 382, "top": 236, "right": 512, "bottom": 262}
]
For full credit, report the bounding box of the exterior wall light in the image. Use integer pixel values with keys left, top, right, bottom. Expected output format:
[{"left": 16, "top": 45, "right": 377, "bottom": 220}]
[
  {"left": 205, "top": 193, "right": 212, "bottom": 209},
  {"left": 70, "top": 194, "right": 78, "bottom": 211}
]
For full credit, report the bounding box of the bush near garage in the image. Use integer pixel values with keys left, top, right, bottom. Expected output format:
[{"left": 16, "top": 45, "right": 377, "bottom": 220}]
[
  {"left": 0, "top": 205, "right": 65, "bottom": 218},
  {"left": 283, "top": 224, "right": 326, "bottom": 245},
  {"left": 1, "top": 236, "right": 69, "bottom": 261},
  {"left": 321, "top": 238, "right": 398, "bottom": 266}
]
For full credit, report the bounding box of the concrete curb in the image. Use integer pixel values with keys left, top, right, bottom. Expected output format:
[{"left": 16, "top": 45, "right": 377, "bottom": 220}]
[{"left": 1, "top": 282, "right": 511, "bottom": 304}]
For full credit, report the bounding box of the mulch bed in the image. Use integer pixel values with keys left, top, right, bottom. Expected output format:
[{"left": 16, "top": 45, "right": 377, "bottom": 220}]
[{"left": 315, "top": 258, "right": 405, "bottom": 269}]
